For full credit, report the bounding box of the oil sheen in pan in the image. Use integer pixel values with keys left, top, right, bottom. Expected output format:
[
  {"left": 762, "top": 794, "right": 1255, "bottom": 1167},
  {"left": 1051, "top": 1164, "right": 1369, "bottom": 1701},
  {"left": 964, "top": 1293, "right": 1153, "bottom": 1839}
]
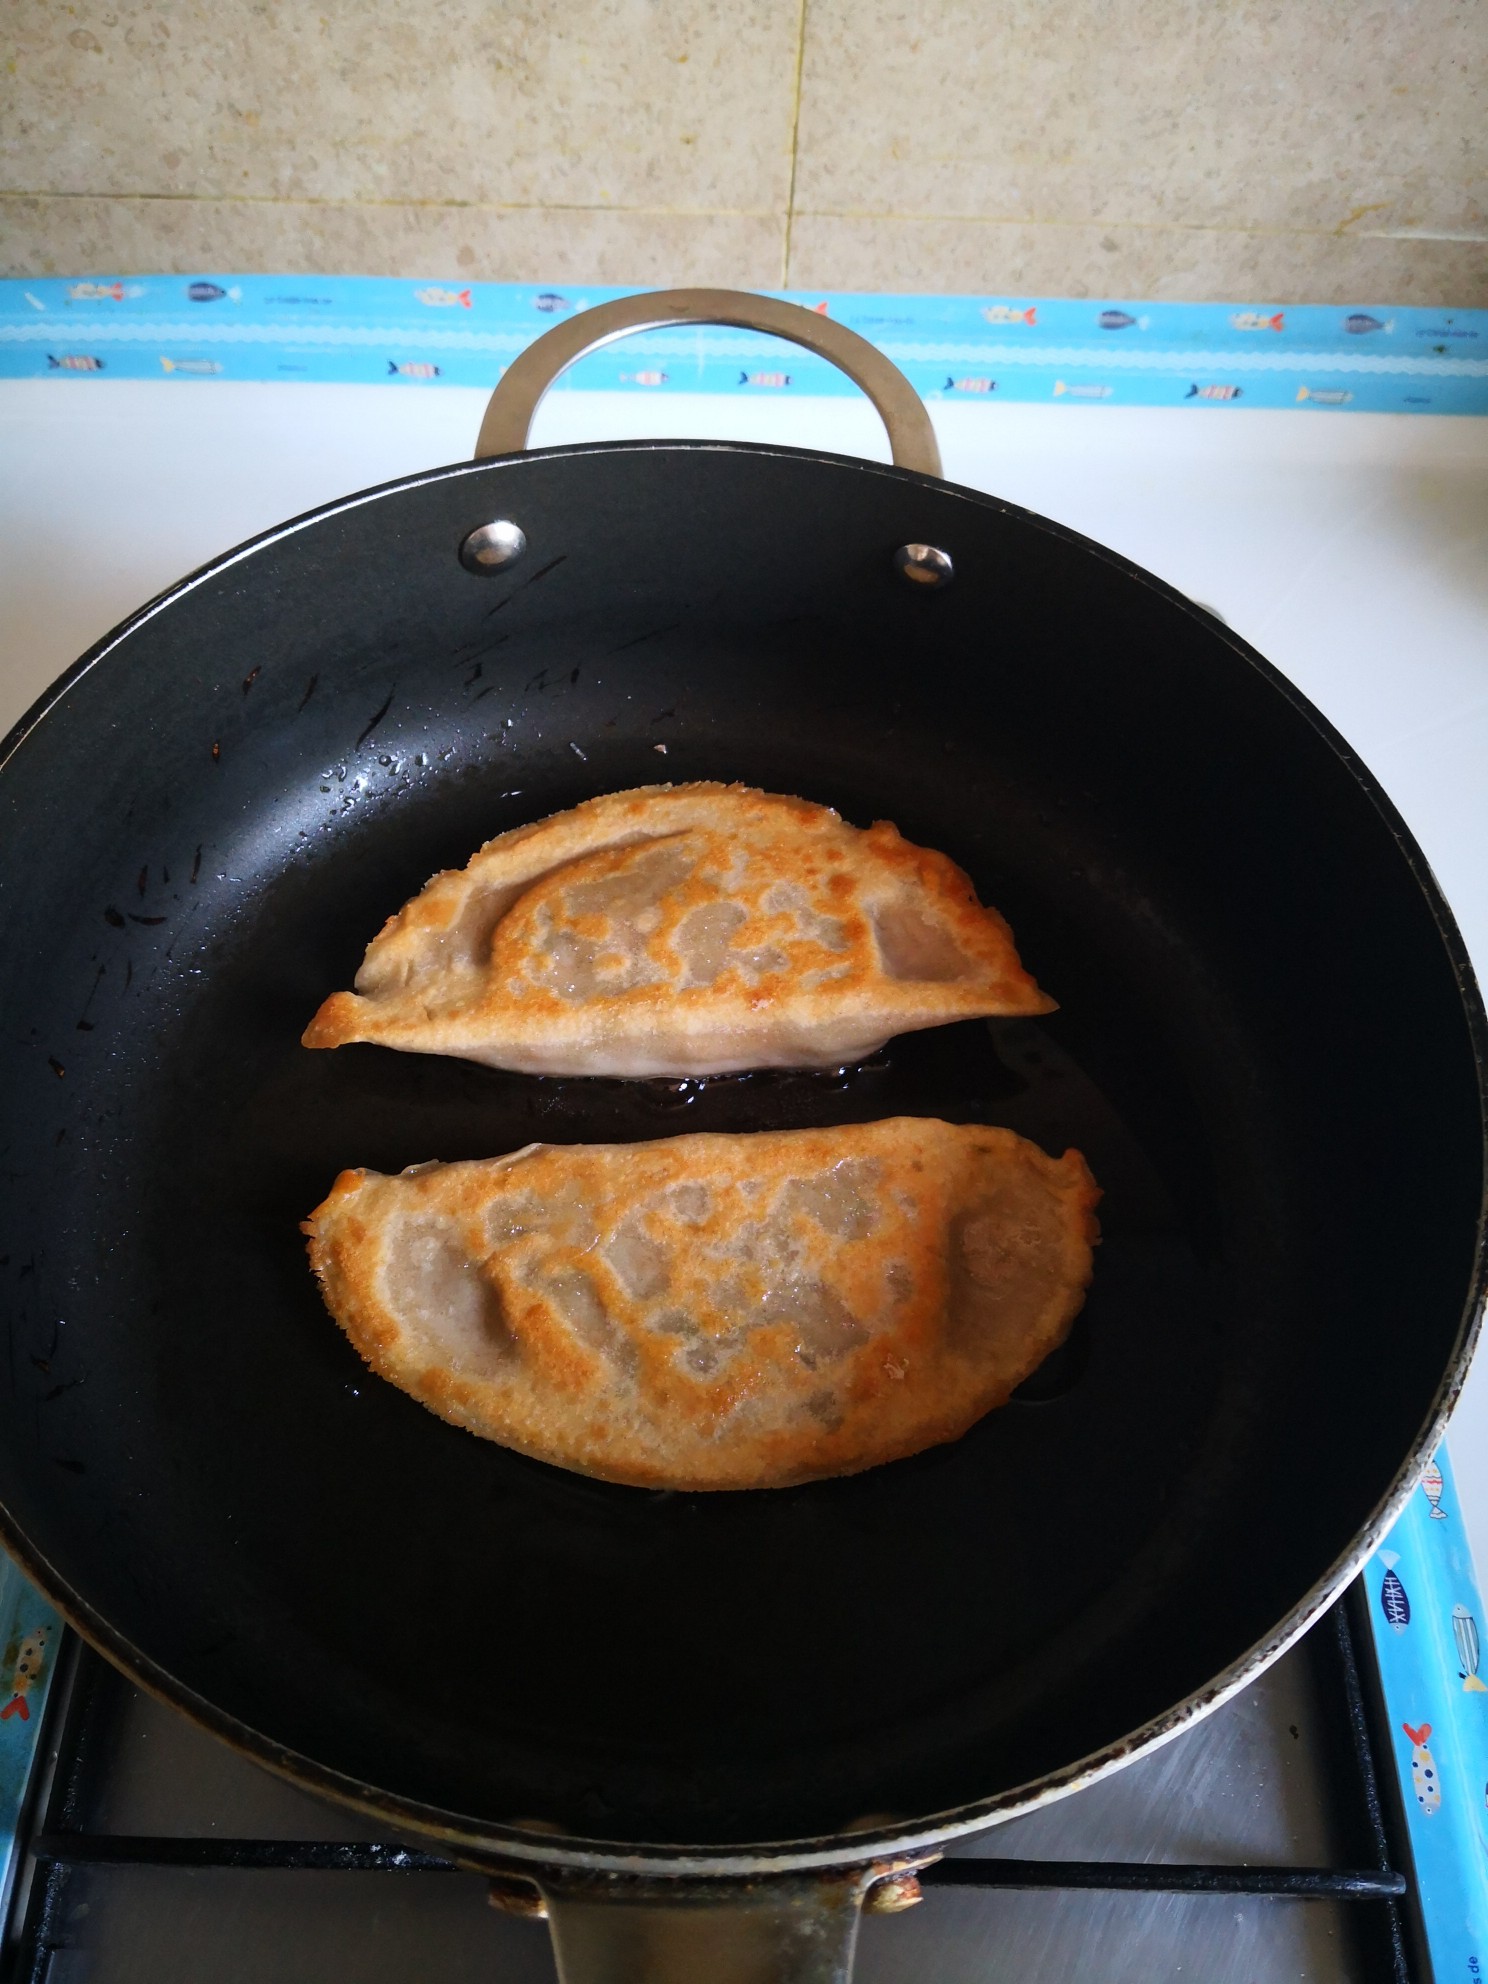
[{"left": 294, "top": 1014, "right": 1182, "bottom": 1419}]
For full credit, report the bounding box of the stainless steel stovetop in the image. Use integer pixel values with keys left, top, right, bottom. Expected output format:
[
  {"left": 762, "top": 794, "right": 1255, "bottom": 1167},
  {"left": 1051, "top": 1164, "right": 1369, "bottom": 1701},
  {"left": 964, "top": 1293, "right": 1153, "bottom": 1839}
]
[{"left": 4, "top": 1594, "right": 1416, "bottom": 1984}]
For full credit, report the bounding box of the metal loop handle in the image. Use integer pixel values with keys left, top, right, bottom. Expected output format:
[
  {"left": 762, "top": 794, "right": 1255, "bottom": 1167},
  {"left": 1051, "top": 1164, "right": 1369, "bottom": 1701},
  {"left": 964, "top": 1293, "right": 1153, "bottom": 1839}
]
[{"left": 474, "top": 288, "right": 943, "bottom": 478}]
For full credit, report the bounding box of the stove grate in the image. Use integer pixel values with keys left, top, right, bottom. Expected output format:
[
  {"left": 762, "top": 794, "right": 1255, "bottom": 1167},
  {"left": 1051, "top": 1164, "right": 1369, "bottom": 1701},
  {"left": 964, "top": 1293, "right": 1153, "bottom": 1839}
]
[{"left": 1, "top": 1590, "right": 1421, "bottom": 1984}]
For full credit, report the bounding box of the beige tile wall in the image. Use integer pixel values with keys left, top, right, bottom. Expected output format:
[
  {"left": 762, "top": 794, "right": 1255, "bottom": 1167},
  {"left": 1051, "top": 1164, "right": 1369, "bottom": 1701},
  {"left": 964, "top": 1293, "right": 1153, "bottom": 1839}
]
[{"left": 5, "top": 0, "right": 1485, "bottom": 301}]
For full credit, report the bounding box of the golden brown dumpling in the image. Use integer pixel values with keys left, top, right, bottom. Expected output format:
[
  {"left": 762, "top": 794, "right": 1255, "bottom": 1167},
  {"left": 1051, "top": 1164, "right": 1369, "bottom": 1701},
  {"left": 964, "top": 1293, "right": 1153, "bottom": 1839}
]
[
  {"left": 302, "top": 784, "right": 1053, "bottom": 1077},
  {"left": 303, "top": 1119, "right": 1100, "bottom": 1491}
]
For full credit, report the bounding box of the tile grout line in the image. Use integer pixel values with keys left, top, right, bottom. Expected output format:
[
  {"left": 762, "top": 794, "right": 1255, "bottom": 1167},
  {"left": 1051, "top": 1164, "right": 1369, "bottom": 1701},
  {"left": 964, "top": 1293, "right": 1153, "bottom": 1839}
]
[
  {"left": 780, "top": 0, "right": 810, "bottom": 286},
  {"left": 788, "top": 210, "right": 1488, "bottom": 244},
  {"left": 0, "top": 189, "right": 780, "bottom": 221},
  {"left": 2, "top": 189, "right": 1482, "bottom": 249}
]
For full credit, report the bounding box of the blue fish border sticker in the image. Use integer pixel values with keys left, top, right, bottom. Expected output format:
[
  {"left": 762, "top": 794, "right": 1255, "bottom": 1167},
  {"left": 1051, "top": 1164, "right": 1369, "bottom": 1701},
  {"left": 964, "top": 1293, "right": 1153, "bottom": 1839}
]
[
  {"left": 0, "top": 278, "right": 1482, "bottom": 412},
  {"left": 1365, "top": 1445, "right": 1488, "bottom": 1973},
  {"left": 0, "top": 1555, "right": 61, "bottom": 1928}
]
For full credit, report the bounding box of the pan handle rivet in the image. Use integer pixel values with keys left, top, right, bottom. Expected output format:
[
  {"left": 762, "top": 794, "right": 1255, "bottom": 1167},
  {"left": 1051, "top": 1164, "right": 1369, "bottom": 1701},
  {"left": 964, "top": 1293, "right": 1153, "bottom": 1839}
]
[
  {"left": 893, "top": 543, "right": 954, "bottom": 589},
  {"left": 460, "top": 519, "right": 528, "bottom": 574},
  {"left": 866, "top": 1872, "right": 925, "bottom": 1913},
  {"left": 487, "top": 1875, "right": 548, "bottom": 1919}
]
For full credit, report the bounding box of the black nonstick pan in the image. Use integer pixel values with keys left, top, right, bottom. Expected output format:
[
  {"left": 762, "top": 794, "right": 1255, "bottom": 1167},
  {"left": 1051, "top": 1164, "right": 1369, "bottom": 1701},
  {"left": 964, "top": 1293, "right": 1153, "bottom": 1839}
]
[{"left": 1, "top": 290, "right": 1484, "bottom": 1983}]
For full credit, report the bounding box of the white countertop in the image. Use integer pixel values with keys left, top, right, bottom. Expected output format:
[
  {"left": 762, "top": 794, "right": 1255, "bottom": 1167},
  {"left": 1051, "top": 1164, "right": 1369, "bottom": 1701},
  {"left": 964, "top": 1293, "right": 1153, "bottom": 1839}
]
[{"left": 3, "top": 377, "right": 1486, "bottom": 1568}]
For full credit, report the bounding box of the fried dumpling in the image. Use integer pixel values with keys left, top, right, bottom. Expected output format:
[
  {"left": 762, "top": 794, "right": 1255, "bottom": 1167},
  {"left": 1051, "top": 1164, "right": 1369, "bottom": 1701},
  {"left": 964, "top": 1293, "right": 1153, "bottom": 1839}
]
[
  {"left": 303, "top": 1119, "right": 1100, "bottom": 1491},
  {"left": 302, "top": 784, "right": 1053, "bottom": 1077}
]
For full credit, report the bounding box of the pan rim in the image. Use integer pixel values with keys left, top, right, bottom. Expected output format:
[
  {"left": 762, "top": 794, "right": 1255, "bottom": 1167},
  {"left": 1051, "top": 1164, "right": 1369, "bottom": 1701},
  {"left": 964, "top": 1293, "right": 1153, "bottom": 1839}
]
[
  {"left": 1, "top": 1357, "right": 1480, "bottom": 1876},
  {"left": 2, "top": 436, "right": 1485, "bottom": 1874}
]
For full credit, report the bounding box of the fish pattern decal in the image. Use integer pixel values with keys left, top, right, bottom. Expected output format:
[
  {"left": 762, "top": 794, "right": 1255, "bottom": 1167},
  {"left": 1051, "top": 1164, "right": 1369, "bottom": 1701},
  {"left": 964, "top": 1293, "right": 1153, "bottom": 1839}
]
[
  {"left": 1380, "top": 1551, "right": 1411, "bottom": 1632},
  {"left": 1365, "top": 1446, "right": 1488, "bottom": 1976},
  {"left": 1404, "top": 1722, "right": 1444, "bottom": 1814},
  {"left": 1455, "top": 1607, "right": 1486, "bottom": 1693},
  {"left": 0, "top": 1626, "right": 50, "bottom": 1723}
]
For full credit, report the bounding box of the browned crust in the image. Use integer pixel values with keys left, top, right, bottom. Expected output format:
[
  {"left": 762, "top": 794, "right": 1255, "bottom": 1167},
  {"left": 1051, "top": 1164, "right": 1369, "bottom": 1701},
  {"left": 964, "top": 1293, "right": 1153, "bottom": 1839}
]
[
  {"left": 301, "top": 784, "right": 1055, "bottom": 1072},
  {"left": 303, "top": 1120, "right": 1100, "bottom": 1491}
]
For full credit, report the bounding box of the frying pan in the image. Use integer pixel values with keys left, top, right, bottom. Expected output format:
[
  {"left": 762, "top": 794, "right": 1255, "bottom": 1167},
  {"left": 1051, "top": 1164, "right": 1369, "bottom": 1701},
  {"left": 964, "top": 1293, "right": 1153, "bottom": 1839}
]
[{"left": 1, "top": 290, "right": 1484, "bottom": 1982}]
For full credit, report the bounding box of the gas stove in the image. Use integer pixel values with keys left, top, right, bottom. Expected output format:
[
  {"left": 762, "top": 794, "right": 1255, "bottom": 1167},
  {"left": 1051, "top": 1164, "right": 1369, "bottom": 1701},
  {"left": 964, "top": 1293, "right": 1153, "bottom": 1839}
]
[
  {"left": 3, "top": 1593, "right": 1417, "bottom": 1984},
  {"left": 1, "top": 283, "right": 1485, "bottom": 1981}
]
